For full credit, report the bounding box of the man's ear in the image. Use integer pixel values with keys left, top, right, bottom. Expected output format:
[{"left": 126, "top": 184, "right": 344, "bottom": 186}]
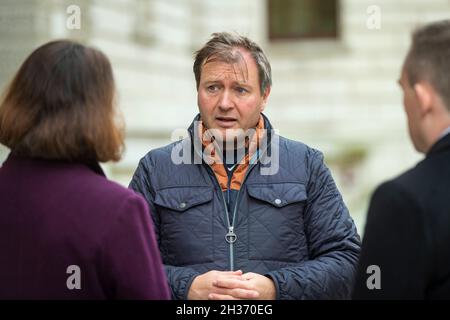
[
  {"left": 260, "top": 86, "right": 271, "bottom": 112},
  {"left": 413, "top": 82, "right": 433, "bottom": 116}
]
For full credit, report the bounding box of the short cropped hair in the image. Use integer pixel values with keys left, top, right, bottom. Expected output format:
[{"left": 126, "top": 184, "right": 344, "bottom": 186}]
[
  {"left": 193, "top": 32, "right": 272, "bottom": 94},
  {"left": 404, "top": 20, "right": 450, "bottom": 110},
  {"left": 0, "top": 40, "right": 124, "bottom": 162}
]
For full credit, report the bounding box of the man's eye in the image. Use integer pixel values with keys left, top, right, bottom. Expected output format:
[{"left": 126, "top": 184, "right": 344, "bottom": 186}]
[
  {"left": 236, "top": 87, "right": 248, "bottom": 94},
  {"left": 207, "top": 85, "right": 219, "bottom": 92}
]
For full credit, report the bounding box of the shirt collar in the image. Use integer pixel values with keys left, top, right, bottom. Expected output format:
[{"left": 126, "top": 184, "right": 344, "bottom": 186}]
[{"left": 438, "top": 125, "right": 450, "bottom": 140}]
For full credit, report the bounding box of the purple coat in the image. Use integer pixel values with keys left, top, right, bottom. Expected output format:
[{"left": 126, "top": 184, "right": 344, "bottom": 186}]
[{"left": 0, "top": 154, "right": 170, "bottom": 299}]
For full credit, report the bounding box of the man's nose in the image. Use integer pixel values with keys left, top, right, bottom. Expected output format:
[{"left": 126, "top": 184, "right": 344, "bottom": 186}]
[{"left": 218, "top": 90, "right": 234, "bottom": 111}]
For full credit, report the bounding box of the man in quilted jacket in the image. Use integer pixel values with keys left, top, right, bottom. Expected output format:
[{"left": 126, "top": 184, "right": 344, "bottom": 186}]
[{"left": 129, "top": 32, "right": 361, "bottom": 300}]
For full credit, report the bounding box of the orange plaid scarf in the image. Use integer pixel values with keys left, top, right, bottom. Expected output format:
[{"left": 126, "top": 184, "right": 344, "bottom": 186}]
[{"left": 199, "top": 116, "right": 265, "bottom": 191}]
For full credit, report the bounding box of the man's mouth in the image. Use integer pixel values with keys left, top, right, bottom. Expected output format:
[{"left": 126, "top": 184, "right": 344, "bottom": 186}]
[{"left": 215, "top": 117, "right": 237, "bottom": 128}]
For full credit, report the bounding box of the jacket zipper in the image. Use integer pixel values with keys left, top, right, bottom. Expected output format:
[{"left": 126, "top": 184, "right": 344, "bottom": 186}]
[
  {"left": 203, "top": 165, "right": 236, "bottom": 270},
  {"left": 226, "top": 174, "right": 235, "bottom": 271},
  {"left": 227, "top": 164, "right": 257, "bottom": 270},
  {"left": 204, "top": 159, "right": 259, "bottom": 271},
  {"left": 191, "top": 128, "right": 268, "bottom": 271}
]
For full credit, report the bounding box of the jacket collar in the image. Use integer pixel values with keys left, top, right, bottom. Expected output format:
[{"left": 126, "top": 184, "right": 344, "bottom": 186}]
[
  {"left": 1, "top": 152, "right": 106, "bottom": 177},
  {"left": 427, "top": 131, "right": 450, "bottom": 156},
  {"left": 187, "top": 112, "right": 275, "bottom": 164},
  {"left": 187, "top": 113, "right": 274, "bottom": 146}
]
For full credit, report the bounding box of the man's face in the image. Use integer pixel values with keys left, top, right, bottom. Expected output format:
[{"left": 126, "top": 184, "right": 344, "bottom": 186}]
[
  {"left": 197, "top": 49, "right": 270, "bottom": 140},
  {"left": 399, "top": 69, "right": 425, "bottom": 152}
]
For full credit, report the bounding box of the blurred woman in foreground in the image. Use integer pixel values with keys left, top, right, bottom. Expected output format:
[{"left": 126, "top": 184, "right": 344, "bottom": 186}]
[{"left": 0, "top": 40, "right": 170, "bottom": 299}]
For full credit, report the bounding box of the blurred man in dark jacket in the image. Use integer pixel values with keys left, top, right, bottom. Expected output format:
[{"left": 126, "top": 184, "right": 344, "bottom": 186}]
[
  {"left": 353, "top": 20, "right": 450, "bottom": 299},
  {"left": 130, "top": 32, "right": 360, "bottom": 300}
]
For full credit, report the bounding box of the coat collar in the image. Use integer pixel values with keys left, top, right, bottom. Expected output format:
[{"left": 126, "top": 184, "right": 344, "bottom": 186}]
[
  {"left": 186, "top": 112, "right": 275, "bottom": 166},
  {"left": 427, "top": 132, "right": 450, "bottom": 156},
  {"left": 1, "top": 152, "right": 106, "bottom": 177}
]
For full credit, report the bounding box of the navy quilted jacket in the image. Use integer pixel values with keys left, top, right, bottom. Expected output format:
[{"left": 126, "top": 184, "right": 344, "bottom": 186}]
[{"left": 129, "top": 114, "right": 361, "bottom": 300}]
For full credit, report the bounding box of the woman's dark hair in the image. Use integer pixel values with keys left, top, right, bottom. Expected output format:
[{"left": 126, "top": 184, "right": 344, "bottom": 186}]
[{"left": 0, "top": 40, "right": 124, "bottom": 162}]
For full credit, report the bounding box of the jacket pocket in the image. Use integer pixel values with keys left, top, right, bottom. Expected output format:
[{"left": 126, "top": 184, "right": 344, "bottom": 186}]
[
  {"left": 154, "top": 186, "right": 213, "bottom": 212},
  {"left": 246, "top": 183, "right": 309, "bottom": 262},
  {"left": 154, "top": 186, "right": 215, "bottom": 266},
  {"left": 247, "top": 182, "right": 307, "bottom": 207}
]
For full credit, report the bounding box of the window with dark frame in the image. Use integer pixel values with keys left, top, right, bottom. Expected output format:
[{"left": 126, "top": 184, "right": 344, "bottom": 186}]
[{"left": 268, "top": 0, "right": 339, "bottom": 40}]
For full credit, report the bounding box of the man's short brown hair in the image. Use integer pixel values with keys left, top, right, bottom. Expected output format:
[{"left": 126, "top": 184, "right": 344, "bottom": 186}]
[
  {"left": 404, "top": 20, "right": 450, "bottom": 110},
  {"left": 0, "top": 40, "right": 124, "bottom": 162},
  {"left": 193, "top": 32, "right": 272, "bottom": 95}
]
